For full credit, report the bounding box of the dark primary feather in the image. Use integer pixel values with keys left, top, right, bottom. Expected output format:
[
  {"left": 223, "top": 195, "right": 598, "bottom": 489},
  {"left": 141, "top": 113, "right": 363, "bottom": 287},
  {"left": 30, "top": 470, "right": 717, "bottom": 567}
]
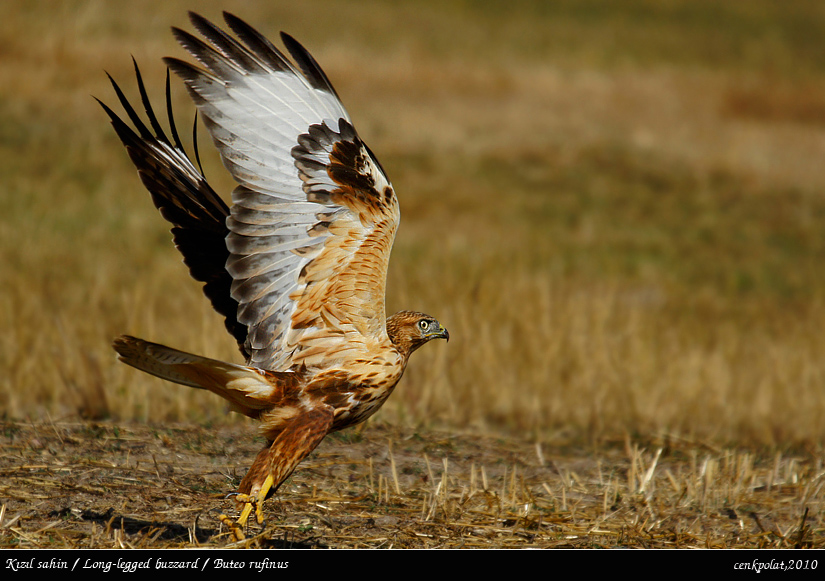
[
  {"left": 221, "top": 12, "right": 300, "bottom": 75},
  {"left": 279, "top": 30, "right": 342, "bottom": 100},
  {"left": 187, "top": 12, "right": 268, "bottom": 74},
  {"left": 97, "top": 62, "right": 250, "bottom": 356}
]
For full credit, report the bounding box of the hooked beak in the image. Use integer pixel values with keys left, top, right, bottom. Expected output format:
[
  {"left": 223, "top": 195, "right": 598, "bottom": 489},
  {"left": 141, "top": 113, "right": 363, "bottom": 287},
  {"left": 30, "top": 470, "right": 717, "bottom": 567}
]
[{"left": 435, "top": 325, "right": 449, "bottom": 342}]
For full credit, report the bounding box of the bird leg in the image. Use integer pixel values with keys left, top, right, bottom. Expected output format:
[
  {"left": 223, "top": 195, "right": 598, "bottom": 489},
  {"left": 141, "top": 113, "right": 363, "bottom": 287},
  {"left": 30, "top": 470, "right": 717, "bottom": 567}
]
[
  {"left": 236, "top": 474, "right": 274, "bottom": 526},
  {"left": 221, "top": 406, "right": 334, "bottom": 541}
]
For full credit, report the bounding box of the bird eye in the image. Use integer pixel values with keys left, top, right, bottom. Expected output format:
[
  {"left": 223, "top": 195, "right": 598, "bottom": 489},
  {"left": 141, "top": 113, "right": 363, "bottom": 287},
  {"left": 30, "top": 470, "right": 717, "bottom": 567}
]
[{"left": 418, "top": 320, "right": 430, "bottom": 331}]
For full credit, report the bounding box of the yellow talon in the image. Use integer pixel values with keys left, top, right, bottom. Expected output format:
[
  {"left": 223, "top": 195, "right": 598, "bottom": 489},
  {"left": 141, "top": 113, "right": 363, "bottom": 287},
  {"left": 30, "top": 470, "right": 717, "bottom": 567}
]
[
  {"left": 221, "top": 475, "right": 276, "bottom": 540},
  {"left": 219, "top": 512, "right": 246, "bottom": 541}
]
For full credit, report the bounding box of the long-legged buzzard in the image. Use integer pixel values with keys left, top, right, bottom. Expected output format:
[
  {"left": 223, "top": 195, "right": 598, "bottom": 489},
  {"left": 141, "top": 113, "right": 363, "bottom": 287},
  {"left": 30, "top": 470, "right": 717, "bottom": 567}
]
[{"left": 99, "top": 11, "right": 448, "bottom": 540}]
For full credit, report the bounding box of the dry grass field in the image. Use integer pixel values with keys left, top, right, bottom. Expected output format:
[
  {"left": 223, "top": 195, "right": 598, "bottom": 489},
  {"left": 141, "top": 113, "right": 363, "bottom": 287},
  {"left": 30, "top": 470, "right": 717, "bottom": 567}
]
[
  {"left": 2, "top": 0, "right": 825, "bottom": 548},
  {"left": 1, "top": 419, "right": 822, "bottom": 549}
]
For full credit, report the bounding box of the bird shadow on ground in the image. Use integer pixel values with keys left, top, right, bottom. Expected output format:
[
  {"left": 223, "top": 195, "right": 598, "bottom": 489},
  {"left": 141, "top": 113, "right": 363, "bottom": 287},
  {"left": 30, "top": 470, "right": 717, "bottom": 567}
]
[{"left": 50, "top": 507, "right": 327, "bottom": 548}]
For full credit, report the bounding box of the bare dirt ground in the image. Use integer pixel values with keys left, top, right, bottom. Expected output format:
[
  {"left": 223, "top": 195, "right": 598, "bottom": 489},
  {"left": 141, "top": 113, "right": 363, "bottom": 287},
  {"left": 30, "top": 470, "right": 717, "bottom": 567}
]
[{"left": 0, "top": 419, "right": 821, "bottom": 549}]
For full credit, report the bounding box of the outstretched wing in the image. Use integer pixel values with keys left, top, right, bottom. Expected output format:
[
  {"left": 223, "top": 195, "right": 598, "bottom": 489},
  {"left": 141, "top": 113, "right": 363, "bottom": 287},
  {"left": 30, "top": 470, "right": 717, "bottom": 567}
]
[
  {"left": 97, "top": 63, "right": 249, "bottom": 356},
  {"left": 166, "top": 12, "right": 400, "bottom": 371}
]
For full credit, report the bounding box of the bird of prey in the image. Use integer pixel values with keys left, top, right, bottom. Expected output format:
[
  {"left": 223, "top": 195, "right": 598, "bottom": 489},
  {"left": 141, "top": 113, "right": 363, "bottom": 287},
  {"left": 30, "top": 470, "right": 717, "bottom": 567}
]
[{"left": 99, "top": 11, "right": 448, "bottom": 540}]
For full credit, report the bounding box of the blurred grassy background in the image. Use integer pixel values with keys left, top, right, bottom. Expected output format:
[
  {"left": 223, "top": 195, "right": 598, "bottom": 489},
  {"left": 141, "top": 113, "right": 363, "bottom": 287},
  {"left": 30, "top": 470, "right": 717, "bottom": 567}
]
[{"left": 3, "top": 0, "right": 825, "bottom": 448}]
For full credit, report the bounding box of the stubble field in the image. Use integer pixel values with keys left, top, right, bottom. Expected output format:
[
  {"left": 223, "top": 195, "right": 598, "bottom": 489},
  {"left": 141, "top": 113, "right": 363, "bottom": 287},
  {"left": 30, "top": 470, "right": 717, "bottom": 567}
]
[{"left": 1, "top": 0, "right": 824, "bottom": 548}]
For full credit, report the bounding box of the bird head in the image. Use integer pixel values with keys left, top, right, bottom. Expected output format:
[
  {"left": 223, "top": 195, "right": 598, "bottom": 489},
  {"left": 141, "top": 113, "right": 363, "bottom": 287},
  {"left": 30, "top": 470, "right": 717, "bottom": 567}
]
[{"left": 386, "top": 310, "right": 449, "bottom": 358}]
